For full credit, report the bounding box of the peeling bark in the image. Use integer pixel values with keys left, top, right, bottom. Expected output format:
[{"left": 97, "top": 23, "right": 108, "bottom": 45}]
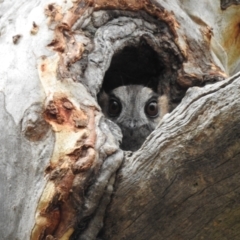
[{"left": 1, "top": 1, "right": 240, "bottom": 240}]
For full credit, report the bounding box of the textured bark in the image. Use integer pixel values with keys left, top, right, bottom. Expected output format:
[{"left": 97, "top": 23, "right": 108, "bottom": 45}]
[
  {"left": 1, "top": 0, "right": 240, "bottom": 240},
  {"left": 101, "top": 72, "right": 240, "bottom": 240}
]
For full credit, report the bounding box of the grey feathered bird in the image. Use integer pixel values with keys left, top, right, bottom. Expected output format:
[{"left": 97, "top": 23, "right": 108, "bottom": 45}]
[{"left": 98, "top": 85, "right": 168, "bottom": 151}]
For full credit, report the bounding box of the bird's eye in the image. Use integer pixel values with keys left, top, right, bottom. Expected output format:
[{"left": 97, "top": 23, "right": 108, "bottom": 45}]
[
  {"left": 108, "top": 98, "right": 122, "bottom": 117},
  {"left": 145, "top": 100, "right": 159, "bottom": 118}
]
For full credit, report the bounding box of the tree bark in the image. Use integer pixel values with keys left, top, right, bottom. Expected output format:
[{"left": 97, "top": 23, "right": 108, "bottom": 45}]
[
  {"left": 101, "top": 72, "right": 240, "bottom": 239},
  {"left": 1, "top": 0, "right": 240, "bottom": 240}
]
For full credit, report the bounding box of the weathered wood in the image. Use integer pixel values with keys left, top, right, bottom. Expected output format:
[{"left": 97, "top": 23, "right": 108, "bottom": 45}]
[
  {"left": 101, "top": 72, "right": 240, "bottom": 239},
  {"left": 1, "top": 0, "right": 240, "bottom": 240}
]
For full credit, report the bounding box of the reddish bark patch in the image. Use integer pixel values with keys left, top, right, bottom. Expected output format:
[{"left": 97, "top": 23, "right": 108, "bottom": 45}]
[
  {"left": 44, "top": 95, "right": 88, "bottom": 130},
  {"left": 31, "top": 99, "right": 97, "bottom": 239},
  {"left": 94, "top": 0, "right": 178, "bottom": 37}
]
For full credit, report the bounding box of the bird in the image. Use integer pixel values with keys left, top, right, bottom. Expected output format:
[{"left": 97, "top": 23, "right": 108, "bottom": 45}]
[{"left": 98, "top": 84, "right": 168, "bottom": 151}]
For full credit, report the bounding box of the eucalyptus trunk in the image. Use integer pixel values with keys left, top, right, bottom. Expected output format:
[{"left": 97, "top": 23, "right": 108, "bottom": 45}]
[{"left": 1, "top": 0, "right": 240, "bottom": 239}]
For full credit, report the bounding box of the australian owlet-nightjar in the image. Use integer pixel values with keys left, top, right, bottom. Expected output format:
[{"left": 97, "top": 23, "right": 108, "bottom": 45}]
[{"left": 98, "top": 85, "right": 168, "bottom": 151}]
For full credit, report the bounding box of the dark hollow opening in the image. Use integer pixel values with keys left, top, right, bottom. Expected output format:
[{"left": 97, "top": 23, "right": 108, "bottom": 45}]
[
  {"left": 101, "top": 39, "right": 164, "bottom": 93},
  {"left": 98, "top": 39, "right": 174, "bottom": 152}
]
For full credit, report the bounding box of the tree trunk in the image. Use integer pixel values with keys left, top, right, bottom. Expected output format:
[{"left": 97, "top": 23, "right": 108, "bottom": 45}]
[
  {"left": 1, "top": 0, "right": 240, "bottom": 239},
  {"left": 101, "top": 72, "right": 240, "bottom": 239}
]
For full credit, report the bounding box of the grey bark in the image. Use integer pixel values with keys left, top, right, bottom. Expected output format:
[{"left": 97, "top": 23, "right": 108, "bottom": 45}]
[
  {"left": 1, "top": 1, "right": 240, "bottom": 240},
  {"left": 101, "top": 72, "right": 240, "bottom": 240}
]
